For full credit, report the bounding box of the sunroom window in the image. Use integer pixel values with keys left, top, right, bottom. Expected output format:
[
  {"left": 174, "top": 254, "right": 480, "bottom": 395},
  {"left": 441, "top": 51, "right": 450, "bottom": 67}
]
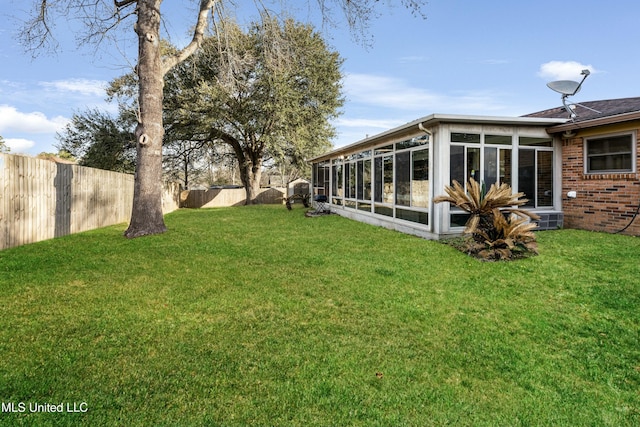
[
  {"left": 518, "top": 149, "right": 553, "bottom": 208},
  {"left": 518, "top": 137, "right": 553, "bottom": 208},
  {"left": 331, "top": 160, "right": 343, "bottom": 200},
  {"left": 313, "top": 161, "right": 330, "bottom": 196}
]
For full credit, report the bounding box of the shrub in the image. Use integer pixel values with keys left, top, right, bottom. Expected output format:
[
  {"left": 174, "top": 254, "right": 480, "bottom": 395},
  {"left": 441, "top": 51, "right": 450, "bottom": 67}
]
[{"left": 434, "top": 178, "right": 540, "bottom": 260}]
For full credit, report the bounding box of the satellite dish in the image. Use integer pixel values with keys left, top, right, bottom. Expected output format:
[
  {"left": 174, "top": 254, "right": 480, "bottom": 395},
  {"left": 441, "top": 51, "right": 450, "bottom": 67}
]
[
  {"left": 547, "top": 80, "right": 582, "bottom": 96},
  {"left": 546, "top": 69, "right": 591, "bottom": 119}
]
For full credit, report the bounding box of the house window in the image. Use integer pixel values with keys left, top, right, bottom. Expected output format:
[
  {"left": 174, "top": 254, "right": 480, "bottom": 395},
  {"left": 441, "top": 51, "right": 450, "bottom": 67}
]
[
  {"left": 411, "top": 148, "right": 429, "bottom": 208},
  {"left": 451, "top": 133, "right": 512, "bottom": 189},
  {"left": 348, "top": 161, "right": 356, "bottom": 199},
  {"left": 395, "top": 151, "right": 411, "bottom": 206},
  {"left": 518, "top": 136, "right": 554, "bottom": 208},
  {"left": 374, "top": 152, "right": 394, "bottom": 207},
  {"left": 357, "top": 158, "right": 372, "bottom": 212},
  {"left": 343, "top": 162, "right": 356, "bottom": 200},
  {"left": 450, "top": 133, "right": 480, "bottom": 187},
  {"left": 363, "top": 159, "right": 372, "bottom": 201},
  {"left": 394, "top": 146, "right": 430, "bottom": 224},
  {"left": 586, "top": 133, "right": 634, "bottom": 173},
  {"left": 450, "top": 133, "right": 552, "bottom": 228},
  {"left": 450, "top": 144, "right": 480, "bottom": 186},
  {"left": 374, "top": 157, "right": 382, "bottom": 203},
  {"left": 313, "top": 161, "right": 330, "bottom": 196},
  {"left": 331, "top": 160, "right": 343, "bottom": 198},
  {"left": 369, "top": 140, "right": 430, "bottom": 225},
  {"left": 383, "top": 154, "right": 394, "bottom": 204},
  {"left": 483, "top": 147, "right": 512, "bottom": 189},
  {"left": 357, "top": 160, "right": 364, "bottom": 200}
]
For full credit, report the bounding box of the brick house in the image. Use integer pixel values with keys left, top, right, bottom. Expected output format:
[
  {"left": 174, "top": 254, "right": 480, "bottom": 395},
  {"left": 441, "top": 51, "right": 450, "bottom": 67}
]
[
  {"left": 310, "top": 97, "right": 640, "bottom": 238},
  {"left": 526, "top": 97, "right": 640, "bottom": 236}
]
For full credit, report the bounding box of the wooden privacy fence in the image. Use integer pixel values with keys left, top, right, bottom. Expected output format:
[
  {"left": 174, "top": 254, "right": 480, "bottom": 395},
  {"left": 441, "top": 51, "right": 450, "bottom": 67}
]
[
  {"left": 180, "top": 187, "right": 286, "bottom": 208},
  {"left": 0, "top": 154, "right": 179, "bottom": 250}
]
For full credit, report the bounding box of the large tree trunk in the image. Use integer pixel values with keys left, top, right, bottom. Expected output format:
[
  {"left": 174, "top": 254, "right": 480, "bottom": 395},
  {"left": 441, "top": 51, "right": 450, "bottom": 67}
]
[
  {"left": 223, "top": 135, "right": 263, "bottom": 205},
  {"left": 239, "top": 161, "right": 257, "bottom": 205},
  {"left": 241, "top": 156, "right": 262, "bottom": 205},
  {"left": 124, "top": 0, "right": 167, "bottom": 238},
  {"left": 243, "top": 166, "right": 262, "bottom": 204}
]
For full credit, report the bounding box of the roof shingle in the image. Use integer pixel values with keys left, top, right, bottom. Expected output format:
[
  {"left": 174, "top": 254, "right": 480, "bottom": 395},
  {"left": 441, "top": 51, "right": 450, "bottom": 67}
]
[{"left": 523, "top": 96, "right": 640, "bottom": 122}]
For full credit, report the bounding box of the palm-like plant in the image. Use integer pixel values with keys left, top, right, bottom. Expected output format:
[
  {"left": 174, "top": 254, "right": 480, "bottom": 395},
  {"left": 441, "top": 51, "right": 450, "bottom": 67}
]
[
  {"left": 434, "top": 178, "right": 540, "bottom": 260},
  {"left": 474, "top": 214, "right": 539, "bottom": 260},
  {"left": 434, "top": 178, "right": 539, "bottom": 235}
]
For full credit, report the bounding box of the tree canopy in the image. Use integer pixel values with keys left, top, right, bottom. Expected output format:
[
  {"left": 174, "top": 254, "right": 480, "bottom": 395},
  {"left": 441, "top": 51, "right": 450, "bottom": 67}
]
[
  {"left": 165, "top": 16, "right": 343, "bottom": 202},
  {"left": 56, "top": 108, "right": 137, "bottom": 173},
  {"left": 18, "top": 0, "right": 429, "bottom": 237},
  {"left": 0, "top": 135, "right": 9, "bottom": 153}
]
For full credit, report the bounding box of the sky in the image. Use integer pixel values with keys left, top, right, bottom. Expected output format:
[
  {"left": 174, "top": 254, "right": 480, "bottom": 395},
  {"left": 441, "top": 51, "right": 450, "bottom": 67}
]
[{"left": 1, "top": 0, "right": 639, "bottom": 156}]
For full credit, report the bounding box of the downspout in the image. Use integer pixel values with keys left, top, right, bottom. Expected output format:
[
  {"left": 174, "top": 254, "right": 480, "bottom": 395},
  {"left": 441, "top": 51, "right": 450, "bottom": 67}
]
[
  {"left": 418, "top": 122, "right": 432, "bottom": 136},
  {"left": 418, "top": 122, "right": 435, "bottom": 234}
]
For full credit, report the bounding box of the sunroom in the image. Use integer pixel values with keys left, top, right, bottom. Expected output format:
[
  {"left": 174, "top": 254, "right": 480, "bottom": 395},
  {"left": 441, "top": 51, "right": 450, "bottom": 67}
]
[{"left": 310, "top": 114, "right": 567, "bottom": 239}]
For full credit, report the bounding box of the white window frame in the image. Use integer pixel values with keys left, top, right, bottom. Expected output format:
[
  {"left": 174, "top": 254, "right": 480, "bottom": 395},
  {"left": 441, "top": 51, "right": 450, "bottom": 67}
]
[{"left": 584, "top": 131, "right": 636, "bottom": 174}]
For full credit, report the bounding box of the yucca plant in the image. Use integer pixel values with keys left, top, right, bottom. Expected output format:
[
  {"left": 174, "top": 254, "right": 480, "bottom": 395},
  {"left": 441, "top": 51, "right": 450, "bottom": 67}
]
[{"left": 434, "top": 178, "right": 540, "bottom": 260}]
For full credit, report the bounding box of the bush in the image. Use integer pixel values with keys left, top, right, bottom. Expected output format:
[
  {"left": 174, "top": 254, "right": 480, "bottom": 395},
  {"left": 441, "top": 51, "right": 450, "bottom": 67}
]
[{"left": 434, "top": 178, "right": 540, "bottom": 261}]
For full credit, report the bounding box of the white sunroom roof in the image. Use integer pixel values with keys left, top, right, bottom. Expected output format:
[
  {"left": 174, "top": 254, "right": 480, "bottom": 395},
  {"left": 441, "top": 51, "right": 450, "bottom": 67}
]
[{"left": 310, "top": 113, "right": 568, "bottom": 162}]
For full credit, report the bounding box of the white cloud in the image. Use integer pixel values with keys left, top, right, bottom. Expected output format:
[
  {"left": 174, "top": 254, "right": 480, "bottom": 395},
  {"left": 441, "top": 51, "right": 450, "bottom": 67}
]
[
  {"left": 5, "top": 138, "right": 36, "bottom": 152},
  {"left": 332, "top": 72, "right": 520, "bottom": 149},
  {"left": 399, "top": 55, "right": 429, "bottom": 63},
  {"left": 538, "top": 61, "right": 597, "bottom": 81},
  {"left": 333, "top": 117, "right": 401, "bottom": 129},
  {"left": 331, "top": 117, "right": 407, "bottom": 148},
  {"left": 0, "top": 105, "right": 69, "bottom": 134},
  {"left": 39, "top": 78, "right": 107, "bottom": 97},
  {"left": 481, "top": 59, "right": 509, "bottom": 65},
  {"left": 343, "top": 73, "right": 509, "bottom": 114},
  {"left": 344, "top": 73, "right": 440, "bottom": 110}
]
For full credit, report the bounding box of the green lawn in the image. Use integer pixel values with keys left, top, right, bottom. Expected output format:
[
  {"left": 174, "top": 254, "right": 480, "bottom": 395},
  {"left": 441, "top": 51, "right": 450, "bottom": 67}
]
[{"left": 1, "top": 205, "right": 639, "bottom": 426}]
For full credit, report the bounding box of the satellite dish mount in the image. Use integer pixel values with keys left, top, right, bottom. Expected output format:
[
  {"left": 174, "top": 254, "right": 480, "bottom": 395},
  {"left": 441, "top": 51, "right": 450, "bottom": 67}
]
[{"left": 546, "top": 69, "right": 592, "bottom": 119}]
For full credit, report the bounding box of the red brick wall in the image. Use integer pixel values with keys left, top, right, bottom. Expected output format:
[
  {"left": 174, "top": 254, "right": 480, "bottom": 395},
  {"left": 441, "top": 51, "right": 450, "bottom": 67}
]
[{"left": 561, "top": 130, "right": 640, "bottom": 236}]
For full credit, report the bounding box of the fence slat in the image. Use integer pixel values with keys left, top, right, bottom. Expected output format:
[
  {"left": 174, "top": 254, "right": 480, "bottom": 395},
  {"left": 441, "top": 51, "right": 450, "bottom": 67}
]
[
  {"left": 0, "top": 155, "right": 6, "bottom": 250},
  {"left": 0, "top": 154, "right": 178, "bottom": 250},
  {"left": 180, "top": 187, "right": 286, "bottom": 208}
]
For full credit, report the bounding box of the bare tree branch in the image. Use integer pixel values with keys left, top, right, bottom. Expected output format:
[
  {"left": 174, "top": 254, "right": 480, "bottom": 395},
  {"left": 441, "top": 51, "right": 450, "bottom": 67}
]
[
  {"left": 20, "top": 0, "right": 59, "bottom": 54},
  {"left": 313, "top": 0, "right": 428, "bottom": 47},
  {"left": 19, "top": 0, "right": 138, "bottom": 56},
  {"left": 161, "top": 0, "right": 217, "bottom": 75},
  {"left": 37, "top": 0, "right": 52, "bottom": 37},
  {"left": 78, "top": 2, "right": 136, "bottom": 48},
  {"left": 114, "top": 0, "right": 136, "bottom": 7}
]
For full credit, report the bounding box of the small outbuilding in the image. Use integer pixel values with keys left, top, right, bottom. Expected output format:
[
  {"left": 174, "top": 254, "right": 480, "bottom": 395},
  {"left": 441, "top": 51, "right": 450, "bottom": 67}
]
[{"left": 287, "top": 178, "right": 310, "bottom": 198}]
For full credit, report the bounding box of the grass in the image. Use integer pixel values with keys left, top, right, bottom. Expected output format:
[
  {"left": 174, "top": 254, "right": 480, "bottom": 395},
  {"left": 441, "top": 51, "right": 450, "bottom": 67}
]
[{"left": 0, "top": 205, "right": 639, "bottom": 426}]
